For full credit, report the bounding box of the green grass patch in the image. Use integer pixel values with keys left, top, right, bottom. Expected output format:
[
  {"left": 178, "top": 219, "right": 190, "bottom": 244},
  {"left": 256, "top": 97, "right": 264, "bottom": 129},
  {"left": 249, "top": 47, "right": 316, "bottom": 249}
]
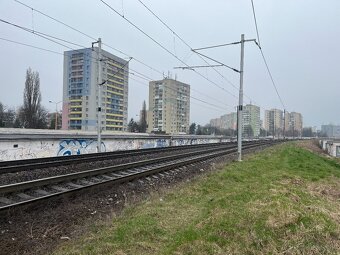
[{"left": 54, "top": 144, "right": 340, "bottom": 255}]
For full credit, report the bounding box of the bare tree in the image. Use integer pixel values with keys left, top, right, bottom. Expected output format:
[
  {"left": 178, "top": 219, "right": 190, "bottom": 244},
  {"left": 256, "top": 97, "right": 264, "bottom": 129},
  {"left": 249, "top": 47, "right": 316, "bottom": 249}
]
[
  {"left": 18, "top": 68, "right": 47, "bottom": 128},
  {"left": 0, "top": 102, "right": 4, "bottom": 127},
  {"left": 139, "top": 100, "right": 147, "bottom": 133},
  {"left": 0, "top": 102, "right": 16, "bottom": 128}
]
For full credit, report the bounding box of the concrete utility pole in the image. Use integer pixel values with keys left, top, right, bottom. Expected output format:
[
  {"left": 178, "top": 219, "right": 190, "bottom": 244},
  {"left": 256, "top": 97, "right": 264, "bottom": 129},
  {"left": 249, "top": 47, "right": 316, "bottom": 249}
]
[
  {"left": 97, "top": 38, "right": 102, "bottom": 153},
  {"left": 176, "top": 34, "right": 256, "bottom": 161},
  {"left": 283, "top": 109, "right": 286, "bottom": 139},
  {"left": 49, "top": 100, "right": 62, "bottom": 130},
  {"left": 92, "top": 38, "right": 103, "bottom": 153},
  {"left": 237, "top": 34, "right": 245, "bottom": 161}
]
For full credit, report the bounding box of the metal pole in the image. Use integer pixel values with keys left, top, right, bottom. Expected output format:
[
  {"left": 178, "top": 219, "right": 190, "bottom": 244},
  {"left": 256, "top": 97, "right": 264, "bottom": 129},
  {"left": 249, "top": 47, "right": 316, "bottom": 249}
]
[
  {"left": 97, "top": 38, "right": 102, "bottom": 153},
  {"left": 237, "top": 34, "right": 245, "bottom": 161},
  {"left": 55, "top": 103, "right": 58, "bottom": 130},
  {"left": 283, "top": 109, "right": 286, "bottom": 139}
]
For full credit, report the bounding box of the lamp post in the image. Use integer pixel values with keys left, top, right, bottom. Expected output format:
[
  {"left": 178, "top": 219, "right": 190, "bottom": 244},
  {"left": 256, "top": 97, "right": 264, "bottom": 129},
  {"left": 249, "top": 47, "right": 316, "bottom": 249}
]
[{"left": 49, "top": 100, "right": 62, "bottom": 130}]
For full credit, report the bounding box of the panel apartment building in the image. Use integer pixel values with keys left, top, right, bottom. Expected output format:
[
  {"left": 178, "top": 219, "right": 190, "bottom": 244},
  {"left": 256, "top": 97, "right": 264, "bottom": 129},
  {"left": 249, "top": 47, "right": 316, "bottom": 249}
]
[
  {"left": 321, "top": 124, "right": 340, "bottom": 138},
  {"left": 243, "top": 104, "right": 260, "bottom": 137},
  {"left": 264, "top": 108, "right": 283, "bottom": 136},
  {"left": 209, "top": 106, "right": 259, "bottom": 137},
  {"left": 62, "top": 47, "right": 129, "bottom": 131},
  {"left": 221, "top": 112, "right": 237, "bottom": 130},
  {"left": 147, "top": 78, "right": 190, "bottom": 134},
  {"left": 285, "top": 111, "right": 303, "bottom": 137}
]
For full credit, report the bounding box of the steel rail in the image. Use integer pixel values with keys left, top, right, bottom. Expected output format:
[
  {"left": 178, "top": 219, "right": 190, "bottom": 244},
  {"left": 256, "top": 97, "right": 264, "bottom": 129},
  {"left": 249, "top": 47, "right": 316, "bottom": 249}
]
[
  {"left": 0, "top": 143, "right": 249, "bottom": 194},
  {"left": 0, "top": 141, "right": 276, "bottom": 211},
  {"left": 0, "top": 142, "right": 238, "bottom": 174}
]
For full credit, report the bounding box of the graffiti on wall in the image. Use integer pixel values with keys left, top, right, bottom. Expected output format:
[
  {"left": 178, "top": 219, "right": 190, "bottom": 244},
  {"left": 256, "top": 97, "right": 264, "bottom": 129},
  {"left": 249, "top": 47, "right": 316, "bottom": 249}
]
[
  {"left": 173, "top": 139, "right": 198, "bottom": 146},
  {"left": 58, "top": 139, "right": 106, "bottom": 156},
  {"left": 142, "top": 139, "right": 168, "bottom": 149}
]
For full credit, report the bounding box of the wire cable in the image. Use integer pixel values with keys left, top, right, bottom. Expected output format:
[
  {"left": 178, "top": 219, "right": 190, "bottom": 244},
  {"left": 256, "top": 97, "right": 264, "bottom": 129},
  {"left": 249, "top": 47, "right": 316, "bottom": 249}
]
[
  {"left": 12, "top": 0, "right": 233, "bottom": 112},
  {"left": 129, "top": 70, "right": 233, "bottom": 110},
  {"left": 100, "top": 0, "right": 239, "bottom": 101},
  {"left": 249, "top": 0, "right": 286, "bottom": 109},
  {"left": 0, "top": 33, "right": 229, "bottom": 114},
  {"left": 0, "top": 36, "right": 63, "bottom": 55},
  {"left": 129, "top": 75, "right": 228, "bottom": 112},
  {"left": 259, "top": 49, "right": 286, "bottom": 109},
  {"left": 250, "top": 0, "right": 261, "bottom": 48},
  {"left": 136, "top": 0, "right": 257, "bottom": 104},
  {"left": 6, "top": 1, "right": 235, "bottom": 115},
  {"left": 13, "top": 0, "right": 164, "bottom": 76}
]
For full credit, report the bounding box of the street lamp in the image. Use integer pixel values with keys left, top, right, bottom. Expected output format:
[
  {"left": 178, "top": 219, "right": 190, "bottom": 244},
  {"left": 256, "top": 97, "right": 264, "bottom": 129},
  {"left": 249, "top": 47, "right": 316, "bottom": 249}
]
[{"left": 49, "top": 100, "right": 62, "bottom": 130}]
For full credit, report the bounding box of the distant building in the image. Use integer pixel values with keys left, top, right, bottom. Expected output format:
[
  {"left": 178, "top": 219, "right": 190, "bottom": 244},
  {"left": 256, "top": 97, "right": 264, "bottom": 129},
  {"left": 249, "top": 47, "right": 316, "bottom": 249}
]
[
  {"left": 285, "top": 111, "right": 303, "bottom": 137},
  {"left": 243, "top": 104, "right": 260, "bottom": 137},
  {"left": 321, "top": 124, "right": 340, "bottom": 137},
  {"left": 264, "top": 108, "right": 283, "bottom": 137},
  {"left": 62, "top": 47, "right": 129, "bottom": 131},
  {"left": 221, "top": 112, "right": 237, "bottom": 130},
  {"left": 210, "top": 118, "right": 222, "bottom": 129},
  {"left": 147, "top": 78, "right": 190, "bottom": 134}
]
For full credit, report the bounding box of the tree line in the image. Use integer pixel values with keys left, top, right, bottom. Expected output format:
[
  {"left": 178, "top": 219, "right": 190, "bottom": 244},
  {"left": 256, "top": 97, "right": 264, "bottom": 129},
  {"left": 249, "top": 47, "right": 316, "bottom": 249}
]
[
  {"left": 0, "top": 68, "right": 55, "bottom": 129},
  {"left": 127, "top": 101, "right": 147, "bottom": 133}
]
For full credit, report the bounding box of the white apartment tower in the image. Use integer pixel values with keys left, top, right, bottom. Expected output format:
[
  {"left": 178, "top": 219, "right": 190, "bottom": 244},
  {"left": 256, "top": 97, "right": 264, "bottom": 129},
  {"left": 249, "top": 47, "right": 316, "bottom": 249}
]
[
  {"left": 285, "top": 111, "right": 303, "bottom": 137},
  {"left": 62, "top": 47, "right": 129, "bottom": 131},
  {"left": 147, "top": 78, "right": 190, "bottom": 134},
  {"left": 264, "top": 109, "right": 283, "bottom": 136},
  {"left": 242, "top": 104, "right": 260, "bottom": 137}
]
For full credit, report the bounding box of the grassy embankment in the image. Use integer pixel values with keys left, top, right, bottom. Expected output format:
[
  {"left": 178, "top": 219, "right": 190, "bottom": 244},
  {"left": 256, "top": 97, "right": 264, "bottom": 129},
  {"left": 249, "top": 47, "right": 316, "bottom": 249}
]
[{"left": 55, "top": 143, "right": 340, "bottom": 254}]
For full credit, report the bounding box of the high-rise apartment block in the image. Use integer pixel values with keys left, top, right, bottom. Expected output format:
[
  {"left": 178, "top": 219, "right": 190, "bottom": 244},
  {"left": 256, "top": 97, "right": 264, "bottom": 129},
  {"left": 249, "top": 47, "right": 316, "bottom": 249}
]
[
  {"left": 242, "top": 104, "right": 260, "bottom": 137},
  {"left": 321, "top": 124, "right": 340, "bottom": 137},
  {"left": 62, "top": 48, "right": 129, "bottom": 131},
  {"left": 285, "top": 111, "right": 303, "bottom": 136},
  {"left": 208, "top": 106, "right": 259, "bottom": 137},
  {"left": 210, "top": 118, "right": 222, "bottom": 128},
  {"left": 147, "top": 78, "right": 190, "bottom": 134},
  {"left": 221, "top": 112, "right": 237, "bottom": 130},
  {"left": 264, "top": 108, "right": 283, "bottom": 136}
]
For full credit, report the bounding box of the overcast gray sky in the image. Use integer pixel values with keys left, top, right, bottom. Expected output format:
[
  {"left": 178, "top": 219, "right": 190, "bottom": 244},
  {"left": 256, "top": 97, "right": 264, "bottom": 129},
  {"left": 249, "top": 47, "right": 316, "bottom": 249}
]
[{"left": 0, "top": 0, "right": 339, "bottom": 128}]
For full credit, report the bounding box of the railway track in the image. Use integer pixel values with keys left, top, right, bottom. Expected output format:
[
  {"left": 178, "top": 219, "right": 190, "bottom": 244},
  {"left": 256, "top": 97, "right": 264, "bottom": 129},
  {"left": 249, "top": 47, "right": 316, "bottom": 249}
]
[
  {"left": 0, "top": 142, "right": 240, "bottom": 174},
  {"left": 0, "top": 140, "right": 276, "bottom": 211}
]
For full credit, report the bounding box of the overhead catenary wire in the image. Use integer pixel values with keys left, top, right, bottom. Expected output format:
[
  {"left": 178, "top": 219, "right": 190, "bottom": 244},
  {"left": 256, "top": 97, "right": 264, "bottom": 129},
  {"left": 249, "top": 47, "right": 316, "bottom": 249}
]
[
  {"left": 250, "top": 0, "right": 286, "bottom": 109},
  {"left": 13, "top": 0, "right": 164, "bottom": 76},
  {"left": 0, "top": 37, "right": 63, "bottom": 56},
  {"left": 0, "top": 18, "right": 88, "bottom": 49},
  {"left": 0, "top": 32, "right": 229, "bottom": 114},
  {"left": 11, "top": 0, "right": 230, "bottom": 113},
  {"left": 250, "top": 0, "right": 261, "bottom": 48},
  {"left": 0, "top": 18, "right": 129, "bottom": 80},
  {"left": 258, "top": 50, "right": 286, "bottom": 109},
  {"left": 100, "top": 0, "right": 239, "bottom": 101},
  {"left": 136, "top": 0, "right": 257, "bottom": 104},
  {"left": 129, "top": 70, "right": 233, "bottom": 110},
  {"left": 0, "top": 18, "right": 102, "bottom": 65},
  {"left": 129, "top": 74, "right": 228, "bottom": 113}
]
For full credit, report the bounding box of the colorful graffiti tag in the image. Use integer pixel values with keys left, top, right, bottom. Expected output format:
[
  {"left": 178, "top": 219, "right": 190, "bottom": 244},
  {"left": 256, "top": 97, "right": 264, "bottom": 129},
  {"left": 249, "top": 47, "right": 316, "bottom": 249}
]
[
  {"left": 58, "top": 139, "right": 106, "bottom": 156},
  {"left": 142, "top": 139, "right": 168, "bottom": 149}
]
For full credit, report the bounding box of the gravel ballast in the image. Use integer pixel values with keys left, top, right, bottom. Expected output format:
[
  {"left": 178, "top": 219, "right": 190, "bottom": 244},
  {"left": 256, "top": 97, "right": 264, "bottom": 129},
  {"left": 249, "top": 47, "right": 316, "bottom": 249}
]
[{"left": 0, "top": 144, "right": 271, "bottom": 255}]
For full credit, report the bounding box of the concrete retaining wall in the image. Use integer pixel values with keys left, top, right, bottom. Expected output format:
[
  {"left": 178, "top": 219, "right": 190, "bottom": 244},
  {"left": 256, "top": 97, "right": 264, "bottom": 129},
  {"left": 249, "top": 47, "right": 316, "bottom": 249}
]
[
  {"left": 0, "top": 128, "right": 230, "bottom": 161},
  {"left": 319, "top": 139, "right": 340, "bottom": 158}
]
